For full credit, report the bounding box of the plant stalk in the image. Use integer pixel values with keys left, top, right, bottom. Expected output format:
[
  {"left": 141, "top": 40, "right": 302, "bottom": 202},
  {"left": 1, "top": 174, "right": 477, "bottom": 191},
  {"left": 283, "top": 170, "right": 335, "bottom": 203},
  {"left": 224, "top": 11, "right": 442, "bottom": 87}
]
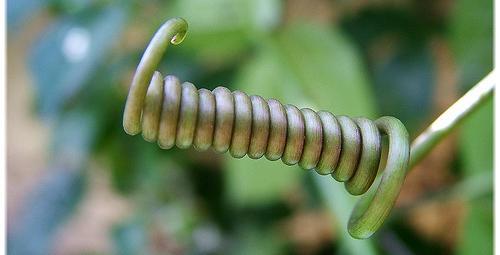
[{"left": 409, "top": 72, "right": 495, "bottom": 169}]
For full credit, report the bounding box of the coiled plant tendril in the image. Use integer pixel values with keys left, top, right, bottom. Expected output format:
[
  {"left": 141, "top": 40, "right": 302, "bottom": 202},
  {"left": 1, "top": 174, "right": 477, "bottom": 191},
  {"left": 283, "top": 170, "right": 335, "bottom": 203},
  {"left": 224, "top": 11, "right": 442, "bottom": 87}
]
[{"left": 123, "top": 17, "right": 410, "bottom": 239}]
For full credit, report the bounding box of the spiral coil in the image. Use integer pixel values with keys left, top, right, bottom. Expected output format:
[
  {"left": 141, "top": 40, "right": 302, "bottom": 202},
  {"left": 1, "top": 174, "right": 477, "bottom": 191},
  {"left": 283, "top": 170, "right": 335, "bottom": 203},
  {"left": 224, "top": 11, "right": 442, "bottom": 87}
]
[{"left": 123, "top": 18, "right": 410, "bottom": 239}]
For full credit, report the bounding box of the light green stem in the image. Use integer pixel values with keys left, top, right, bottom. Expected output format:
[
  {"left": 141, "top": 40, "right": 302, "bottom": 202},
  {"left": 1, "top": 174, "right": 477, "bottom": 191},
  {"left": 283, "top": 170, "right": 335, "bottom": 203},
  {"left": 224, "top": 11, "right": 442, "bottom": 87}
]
[{"left": 409, "top": 72, "right": 495, "bottom": 169}]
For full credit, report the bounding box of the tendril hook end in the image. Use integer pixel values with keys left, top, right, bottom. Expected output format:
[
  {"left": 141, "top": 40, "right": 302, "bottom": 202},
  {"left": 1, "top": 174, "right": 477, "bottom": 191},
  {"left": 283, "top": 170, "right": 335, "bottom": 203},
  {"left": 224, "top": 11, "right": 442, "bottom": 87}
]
[{"left": 122, "top": 17, "right": 188, "bottom": 135}]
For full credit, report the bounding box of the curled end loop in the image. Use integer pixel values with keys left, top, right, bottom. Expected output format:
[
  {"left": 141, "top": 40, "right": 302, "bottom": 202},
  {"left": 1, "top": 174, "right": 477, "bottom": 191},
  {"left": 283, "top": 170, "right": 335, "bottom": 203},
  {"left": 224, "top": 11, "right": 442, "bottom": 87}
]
[
  {"left": 168, "top": 17, "right": 188, "bottom": 45},
  {"left": 347, "top": 116, "right": 410, "bottom": 239},
  {"left": 123, "top": 17, "right": 188, "bottom": 135},
  {"left": 171, "top": 29, "right": 187, "bottom": 45}
]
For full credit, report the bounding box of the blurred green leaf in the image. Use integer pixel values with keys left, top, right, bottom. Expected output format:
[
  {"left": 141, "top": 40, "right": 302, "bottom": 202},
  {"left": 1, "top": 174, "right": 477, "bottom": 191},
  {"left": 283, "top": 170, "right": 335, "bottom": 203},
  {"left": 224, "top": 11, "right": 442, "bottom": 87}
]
[
  {"left": 236, "top": 23, "right": 375, "bottom": 115},
  {"left": 450, "top": 0, "right": 493, "bottom": 253},
  {"left": 230, "top": 21, "right": 377, "bottom": 253},
  {"left": 169, "top": 0, "right": 281, "bottom": 66},
  {"left": 450, "top": 0, "right": 493, "bottom": 89},
  {"left": 456, "top": 97, "right": 493, "bottom": 255},
  {"left": 29, "top": 6, "right": 126, "bottom": 118},
  {"left": 460, "top": 98, "right": 493, "bottom": 175},
  {"left": 273, "top": 25, "right": 375, "bottom": 116},
  {"left": 230, "top": 224, "right": 285, "bottom": 255},
  {"left": 226, "top": 157, "right": 301, "bottom": 206}
]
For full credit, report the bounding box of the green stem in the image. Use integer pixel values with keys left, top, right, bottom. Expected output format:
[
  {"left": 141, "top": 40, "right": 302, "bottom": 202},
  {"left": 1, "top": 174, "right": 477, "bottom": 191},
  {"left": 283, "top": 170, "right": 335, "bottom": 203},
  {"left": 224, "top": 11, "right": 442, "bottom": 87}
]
[{"left": 409, "top": 72, "right": 495, "bottom": 169}]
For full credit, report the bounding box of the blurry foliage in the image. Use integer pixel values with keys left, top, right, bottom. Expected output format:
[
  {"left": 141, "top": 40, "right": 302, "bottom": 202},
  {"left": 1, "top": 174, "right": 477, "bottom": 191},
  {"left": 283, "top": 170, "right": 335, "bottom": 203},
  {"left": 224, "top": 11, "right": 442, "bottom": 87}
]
[
  {"left": 29, "top": 5, "right": 126, "bottom": 118},
  {"left": 7, "top": 0, "right": 493, "bottom": 254},
  {"left": 450, "top": 0, "right": 493, "bottom": 89},
  {"left": 457, "top": 98, "right": 493, "bottom": 255},
  {"left": 451, "top": 0, "right": 493, "bottom": 254}
]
